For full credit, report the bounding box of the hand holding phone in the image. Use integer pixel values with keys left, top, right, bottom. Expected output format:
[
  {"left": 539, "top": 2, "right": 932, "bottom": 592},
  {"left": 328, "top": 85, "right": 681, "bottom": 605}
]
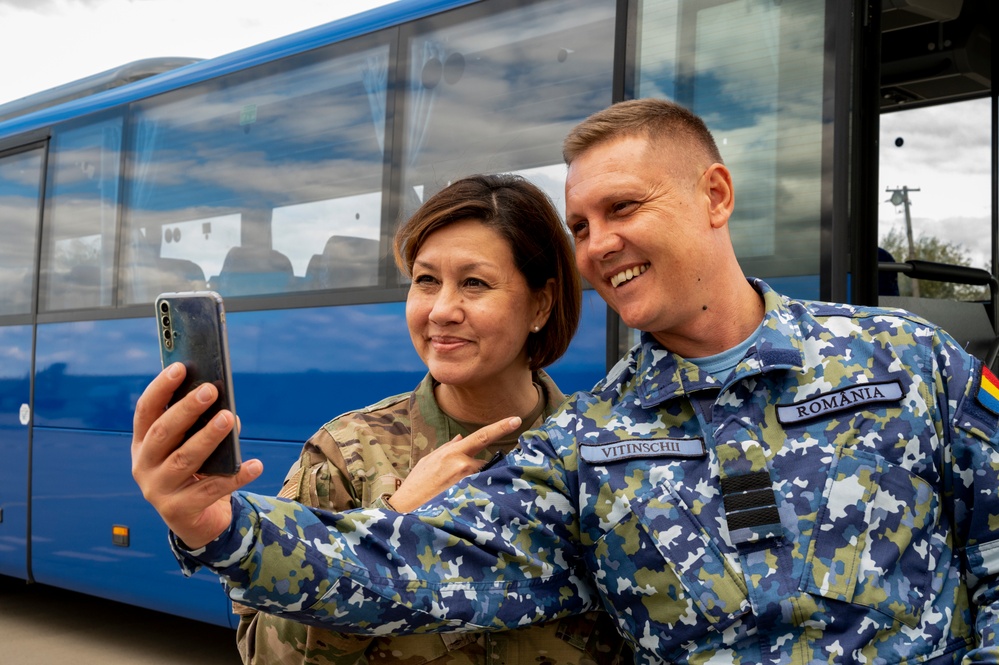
[{"left": 155, "top": 291, "right": 241, "bottom": 475}]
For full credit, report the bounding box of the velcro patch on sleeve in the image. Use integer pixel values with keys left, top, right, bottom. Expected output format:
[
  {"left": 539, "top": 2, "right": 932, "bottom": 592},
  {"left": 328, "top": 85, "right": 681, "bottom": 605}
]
[{"left": 977, "top": 365, "right": 999, "bottom": 416}]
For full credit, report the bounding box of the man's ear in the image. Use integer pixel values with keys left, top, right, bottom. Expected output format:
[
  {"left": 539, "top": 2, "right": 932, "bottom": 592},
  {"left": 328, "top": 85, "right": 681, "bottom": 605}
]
[{"left": 703, "top": 163, "right": 735, "bottom": 229}]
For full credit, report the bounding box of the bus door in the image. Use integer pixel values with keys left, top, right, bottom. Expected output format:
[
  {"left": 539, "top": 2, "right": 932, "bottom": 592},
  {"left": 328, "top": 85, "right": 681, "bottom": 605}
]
[{"left": 0, "top": 142, "right": 46, "bottom": 581}]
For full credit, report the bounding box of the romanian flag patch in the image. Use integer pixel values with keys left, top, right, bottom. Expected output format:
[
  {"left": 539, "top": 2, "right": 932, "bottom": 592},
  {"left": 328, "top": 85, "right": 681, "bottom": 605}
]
[{"left": 977, "top": 365, "right": 999, "bottom": 416}]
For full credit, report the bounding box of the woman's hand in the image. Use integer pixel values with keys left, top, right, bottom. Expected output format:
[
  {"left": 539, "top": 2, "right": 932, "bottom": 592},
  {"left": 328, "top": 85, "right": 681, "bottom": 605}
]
[
  {"left": 387, "top": 417, "right": 522, "bottom": 512},
  {"left": 131, "top": 363, "right": 263, "bottom": 550}
]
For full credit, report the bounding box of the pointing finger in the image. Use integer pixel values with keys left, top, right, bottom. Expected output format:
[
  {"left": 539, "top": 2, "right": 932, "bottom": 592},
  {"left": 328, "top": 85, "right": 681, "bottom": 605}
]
[{"left": 450, "top": 416, "right": 522, "bottom": 457}]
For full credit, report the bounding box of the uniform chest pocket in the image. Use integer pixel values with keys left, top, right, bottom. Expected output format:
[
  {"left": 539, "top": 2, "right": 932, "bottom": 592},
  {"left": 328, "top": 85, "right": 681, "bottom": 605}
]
[
  {"left": 584, "top": 481, "right": 749, "bottom": 654},
  {"left": 801, "top": 448, "right": 944, "bottom": 627}
]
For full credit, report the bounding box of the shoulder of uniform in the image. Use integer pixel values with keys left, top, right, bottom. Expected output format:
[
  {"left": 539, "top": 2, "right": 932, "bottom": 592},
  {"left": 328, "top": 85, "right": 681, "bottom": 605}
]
[
  {"left": 320, "top": 390, "right": 412, "bottom": 429},
  {"left": 547, "top": 384, "right": 614, "bottom": 432},
  {"left": 591, "top": 343, "right": 641, "bottom": 395},
  {"left": 799, "top": 297, "right": 933, "bottom": 326},
  {"left": 310, "top": 392, "right": 415, "bottom": 463},
  {"left": 349, "top": 390, "right": 413, "bottom": 416},
  {"left": 792, "top": 298, "right": 946, "bottom": 343}
]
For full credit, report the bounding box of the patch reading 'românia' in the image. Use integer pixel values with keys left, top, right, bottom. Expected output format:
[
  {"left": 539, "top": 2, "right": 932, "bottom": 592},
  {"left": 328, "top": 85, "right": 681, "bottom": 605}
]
[{"left": 776, "top": 380, "right": 903, "bottom": 424}]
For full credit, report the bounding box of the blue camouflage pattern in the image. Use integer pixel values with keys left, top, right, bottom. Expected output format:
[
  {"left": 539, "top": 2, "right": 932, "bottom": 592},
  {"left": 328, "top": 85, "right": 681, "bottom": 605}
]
[
  {"left": 235, "top": 370, "right": 629, "bottom": 663},
  {"left": 174, "top": 280, "right": 999, "bottom": 663}
]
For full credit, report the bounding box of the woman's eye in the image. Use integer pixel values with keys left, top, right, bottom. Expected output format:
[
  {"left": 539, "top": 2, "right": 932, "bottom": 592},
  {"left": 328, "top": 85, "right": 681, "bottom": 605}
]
[
  {"left": 464, "top": 277, "right": 486, "bottom": 288},
  {"left": 413, "top": 274, "right": 437, "bottom": 285}
]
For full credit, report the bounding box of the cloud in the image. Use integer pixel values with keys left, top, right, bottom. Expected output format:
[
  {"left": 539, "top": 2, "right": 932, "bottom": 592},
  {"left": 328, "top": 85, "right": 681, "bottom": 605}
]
[
  {"left": 880, "top": 98, "right": 991, "bottom": 175},
  {"left": 0, "top": 0, "right": 110, "bottom": 12},
  {"left": 879, "top": 96, "right": 992, "bottom": 226},
  {"left": 0, "top": 0, "right": 395, "bottom": 106}
]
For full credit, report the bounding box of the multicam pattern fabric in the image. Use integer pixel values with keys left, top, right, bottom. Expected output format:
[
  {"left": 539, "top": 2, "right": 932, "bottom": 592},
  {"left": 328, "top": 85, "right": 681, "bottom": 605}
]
[
  {"left": 235, "top": 371, "right": 630, "bottom": 664},
  {"left": 176, "top": 280, "right": 999, "bottom": 663}
]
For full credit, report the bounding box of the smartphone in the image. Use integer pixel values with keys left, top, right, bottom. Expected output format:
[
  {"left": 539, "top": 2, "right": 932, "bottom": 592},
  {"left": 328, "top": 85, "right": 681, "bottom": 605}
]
[{"left": 155, "top": 291, "right": 241, "bottom": 475}]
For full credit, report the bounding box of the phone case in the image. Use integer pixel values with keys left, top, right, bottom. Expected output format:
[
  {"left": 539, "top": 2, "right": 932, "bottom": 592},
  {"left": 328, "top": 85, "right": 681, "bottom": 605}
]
[{"left": 155, "top": 291, "right": 241, "bottom": 475}]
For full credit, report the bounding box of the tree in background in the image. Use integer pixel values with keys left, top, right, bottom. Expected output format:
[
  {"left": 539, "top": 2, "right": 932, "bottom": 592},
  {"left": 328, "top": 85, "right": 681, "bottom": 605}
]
[{"left": 880, "top": 227, "right": 991, "bottom": 301}]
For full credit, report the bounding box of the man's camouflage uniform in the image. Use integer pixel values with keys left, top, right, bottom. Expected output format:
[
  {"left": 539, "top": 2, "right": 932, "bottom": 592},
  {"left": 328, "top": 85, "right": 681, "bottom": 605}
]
[
  {"left": 235, "top": 371, "right": 629, "bottom": 664},
  {"left": 176, "top": 280, "right": 999, "bottom": 663}
]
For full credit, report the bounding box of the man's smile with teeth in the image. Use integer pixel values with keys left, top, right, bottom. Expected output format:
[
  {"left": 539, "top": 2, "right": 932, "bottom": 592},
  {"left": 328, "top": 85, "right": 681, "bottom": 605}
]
[{"left": 610, "top": 264, "right": 649, "bottom": 288}]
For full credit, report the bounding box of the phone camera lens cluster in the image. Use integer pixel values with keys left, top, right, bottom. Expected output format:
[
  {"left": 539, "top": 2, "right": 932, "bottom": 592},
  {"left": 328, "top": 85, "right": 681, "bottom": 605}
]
[{"left": 159, "top": 301, "right": 174, "bottom": 350}]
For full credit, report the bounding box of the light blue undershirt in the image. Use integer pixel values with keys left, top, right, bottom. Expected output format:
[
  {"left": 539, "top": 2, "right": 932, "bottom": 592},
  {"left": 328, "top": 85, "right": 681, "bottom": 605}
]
[{"left": 687, "top": 322, "right": 763, "bottom": 384}]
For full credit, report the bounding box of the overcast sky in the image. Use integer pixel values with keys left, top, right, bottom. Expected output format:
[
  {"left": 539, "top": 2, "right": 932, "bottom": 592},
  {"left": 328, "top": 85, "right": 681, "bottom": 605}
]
[
  {"left": 879, "top": 97, "right": 993, "bottom": 269},
  {"left": 0, "top": 0, "right": 991, "bottom": 271},
  {"left": 0, "top": 0, "right": 394, "bottom": 106}
]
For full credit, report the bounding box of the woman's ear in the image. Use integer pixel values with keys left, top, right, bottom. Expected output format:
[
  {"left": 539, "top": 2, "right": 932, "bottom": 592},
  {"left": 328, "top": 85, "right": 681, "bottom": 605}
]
[{"left": 532, "top": 278, "right": 556, "bottom": 330}]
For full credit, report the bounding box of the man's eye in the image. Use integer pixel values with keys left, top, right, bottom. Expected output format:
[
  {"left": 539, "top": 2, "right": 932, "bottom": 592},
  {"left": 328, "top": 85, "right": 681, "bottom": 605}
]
[
  {"left": 612, "top": 201, "right": 636, "bottom": 214},
  {"left": 570, "top": 221, "right": 588, "bottom": 238}
]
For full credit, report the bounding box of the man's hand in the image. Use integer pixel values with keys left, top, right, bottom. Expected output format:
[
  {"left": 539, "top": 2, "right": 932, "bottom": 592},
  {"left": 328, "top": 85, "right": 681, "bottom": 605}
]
[
  {"left": 131, "top": 363, "right": 263, "bottom": 549},
  {"left": 388, "top": 417, "right": 523, "bottom": 512}
]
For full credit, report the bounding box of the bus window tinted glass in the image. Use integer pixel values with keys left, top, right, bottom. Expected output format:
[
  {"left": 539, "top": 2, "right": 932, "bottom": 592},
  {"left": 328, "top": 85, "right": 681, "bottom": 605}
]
[
  {"left": 120, "top": 39, "right": 390, "bottom": 303},
  {"left": 39, "top": 117, "right": 123, "bottom": 311},
  {"left": 401, "top": 0, "right": 616, "bottom": 217},
  {"left": 0, "top": 148, "right": 43, "bottom": 316},
  {"left": 636, "top": 0, "right": 827, "bottom": 299}
]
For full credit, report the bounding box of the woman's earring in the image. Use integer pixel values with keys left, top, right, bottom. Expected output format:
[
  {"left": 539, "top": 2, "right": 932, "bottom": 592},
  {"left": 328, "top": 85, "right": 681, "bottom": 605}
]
[{"left": 533, "top": 325, "right": 540, "bottom": 332}]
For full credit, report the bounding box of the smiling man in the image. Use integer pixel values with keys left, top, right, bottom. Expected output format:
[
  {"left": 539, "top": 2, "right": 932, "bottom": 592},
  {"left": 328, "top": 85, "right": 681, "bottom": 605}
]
[
  {"left": 133, "top": 99, "right": 999, "bottom": 663},
  {"left": 564, "top": 112, "right": 761, "bottom": 359}
]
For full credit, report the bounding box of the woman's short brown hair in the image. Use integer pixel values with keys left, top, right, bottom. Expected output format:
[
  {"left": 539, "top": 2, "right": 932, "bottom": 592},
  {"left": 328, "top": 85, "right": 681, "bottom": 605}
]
[{"left": 394, "top": 174, "right": 581, "bottom": 371}]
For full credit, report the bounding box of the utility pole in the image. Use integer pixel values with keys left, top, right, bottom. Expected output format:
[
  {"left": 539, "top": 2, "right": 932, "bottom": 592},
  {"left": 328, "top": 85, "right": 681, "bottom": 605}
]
[{"left": 887, "top": 186, "right": 920, "bottom": 296}]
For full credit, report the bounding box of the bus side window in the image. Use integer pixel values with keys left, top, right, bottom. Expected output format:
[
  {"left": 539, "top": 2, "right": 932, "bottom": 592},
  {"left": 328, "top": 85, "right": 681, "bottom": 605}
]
[
  {"left": 215, "top": 246, "right": 294, "bottom": 297},
  {"left": 0, "top": 148, "right": 44, "bottom": 317},
  {"left": 39, "top": 116, "right": 122, "bottom": 312},
  {"left": 149, "top": 256, "right": 206, "bottom": 293},
  {"left": 304, "top": 235, "right": 379, "bottom": 290}
]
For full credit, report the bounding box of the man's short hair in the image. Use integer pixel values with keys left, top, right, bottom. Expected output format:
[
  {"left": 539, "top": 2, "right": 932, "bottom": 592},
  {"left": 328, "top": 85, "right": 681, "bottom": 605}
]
[{"left": 563, "top": 98, "right": 723, "bottom": 168}]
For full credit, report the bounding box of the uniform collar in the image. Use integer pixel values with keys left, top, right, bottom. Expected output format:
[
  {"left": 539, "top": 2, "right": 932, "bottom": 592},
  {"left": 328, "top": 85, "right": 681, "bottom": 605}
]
[
  {"left": 407, "top": 370, "right": 566, "bottom": 466},
  {"left": 633, "top": 278, "right": 805, "bottom": 407}
]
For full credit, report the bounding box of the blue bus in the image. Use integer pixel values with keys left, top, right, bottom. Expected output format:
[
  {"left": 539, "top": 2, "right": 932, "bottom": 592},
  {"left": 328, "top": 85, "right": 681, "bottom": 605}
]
[{"left": 0, "top": 0, "right": 992, "bottom": 629}]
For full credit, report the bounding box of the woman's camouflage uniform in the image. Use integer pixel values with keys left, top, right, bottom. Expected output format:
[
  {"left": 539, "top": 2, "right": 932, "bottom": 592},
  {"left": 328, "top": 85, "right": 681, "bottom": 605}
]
[
  {"left": 178, "top": 281, "right": 999, "bottom": 662},
  {"left": 235, "top": 371, "right": 629, "bottom": 665}
]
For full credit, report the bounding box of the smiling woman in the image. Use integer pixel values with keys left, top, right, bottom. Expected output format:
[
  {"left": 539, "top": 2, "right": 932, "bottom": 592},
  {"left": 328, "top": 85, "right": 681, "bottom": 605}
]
[{"left": 405, "top": 219, "right": 552, "bottom": 418}]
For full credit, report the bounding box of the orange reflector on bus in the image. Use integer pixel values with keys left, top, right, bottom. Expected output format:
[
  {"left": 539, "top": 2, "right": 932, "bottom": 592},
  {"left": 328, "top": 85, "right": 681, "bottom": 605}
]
[{"left": 112, "top": 525, "right": 130, "bottom": 547}]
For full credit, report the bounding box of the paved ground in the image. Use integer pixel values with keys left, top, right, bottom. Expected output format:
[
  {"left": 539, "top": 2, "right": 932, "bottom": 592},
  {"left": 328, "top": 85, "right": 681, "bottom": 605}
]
[{"left": 0, "top": 575, "right": 241, "bottom": 664}]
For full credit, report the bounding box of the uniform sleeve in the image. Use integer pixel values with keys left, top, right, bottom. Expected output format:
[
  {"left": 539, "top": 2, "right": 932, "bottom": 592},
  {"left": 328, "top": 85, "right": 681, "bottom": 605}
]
[
  {"left": 172, "top": 426, "right": 599, "bottom": 635},
  {"left": 235, "top": 427, "right": 375, "bottom": 663},
  {"left": 232, "top": 454, "right": 308, "bottom": 664},
  {"left": 942, "top": 337, "right": 999, "bottom": 660}
]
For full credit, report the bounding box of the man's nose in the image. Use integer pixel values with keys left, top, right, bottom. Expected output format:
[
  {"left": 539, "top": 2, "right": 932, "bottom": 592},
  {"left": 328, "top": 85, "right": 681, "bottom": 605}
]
[{"left": 585, "top": 219, "right": 623, "bottom": 261}]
